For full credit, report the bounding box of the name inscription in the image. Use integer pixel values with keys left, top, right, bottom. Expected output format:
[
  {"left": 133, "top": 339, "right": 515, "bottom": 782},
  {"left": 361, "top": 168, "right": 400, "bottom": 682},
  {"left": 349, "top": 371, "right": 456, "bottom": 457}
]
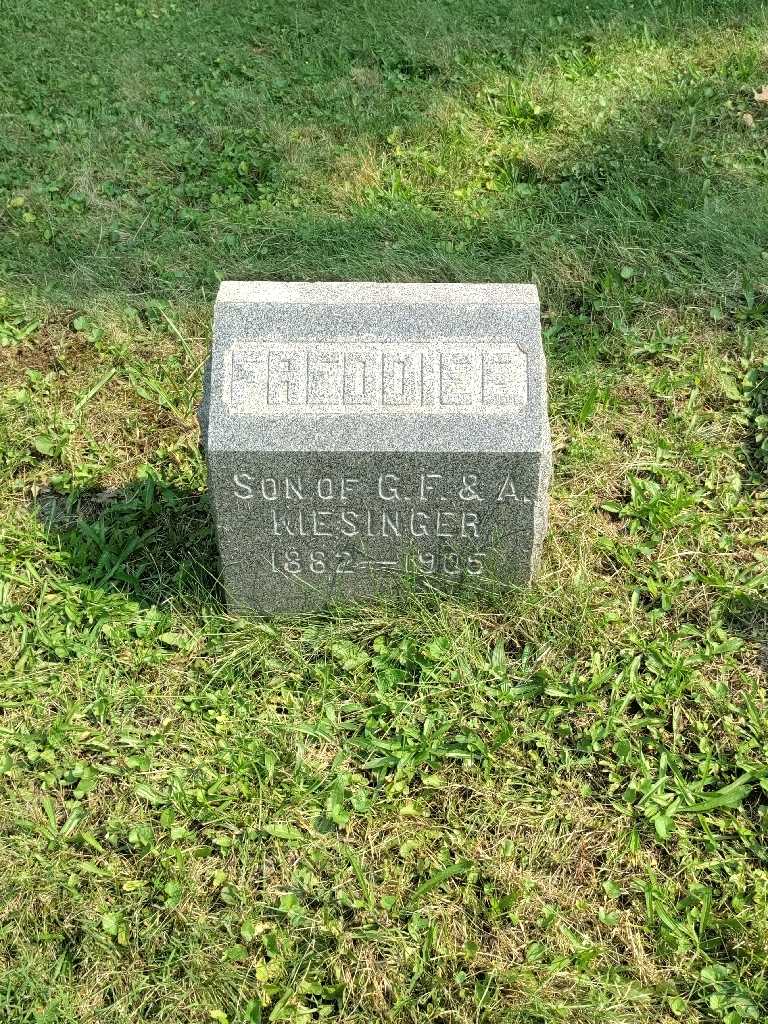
[{"left": 227, "top": 339, "right": 528, "bottom": 413}]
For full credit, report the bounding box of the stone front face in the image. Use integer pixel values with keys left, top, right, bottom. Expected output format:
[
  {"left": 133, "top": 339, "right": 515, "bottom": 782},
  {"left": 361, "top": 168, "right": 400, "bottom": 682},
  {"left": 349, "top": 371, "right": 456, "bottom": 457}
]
[
  {"left": 210, "top": 453, "right": 544, "bottom": 613},
  {"left": 204, "top": 282, "right": 551, "bottom": 614}
]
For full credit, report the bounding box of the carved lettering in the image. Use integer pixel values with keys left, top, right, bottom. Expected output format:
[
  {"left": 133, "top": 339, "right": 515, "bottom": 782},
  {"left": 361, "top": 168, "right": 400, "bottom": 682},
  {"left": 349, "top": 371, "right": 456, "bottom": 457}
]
[
  {"left": 340, "top": 477, "right": 359, "bottom": 501},
  {"left": 227, "top": 341, "right": 528, "bottom": 413},
  {"left": 307, "top": 352, "right": 343, "bottom": 405},
  {"left": 285, "top": 477, "right": 303, "bottom": 500},
  {"left": 461, "top": 511, "right": 480, "bottom": 538},
  {"left": 340, "top": 510, "right": 359, "bottom": 536},
  {"left": 233, "top": 472, "right": 254, "bottom": 499},
  {"left": 267, "top": 351, "right": 304, "bottom": 405},
  {"left": 343, "top": 353, "right": 371, "bottom": 404},
  {"left": 459, "top": 474, "right": 483, "bottom": 501},
  {"left": 272, "top": 510, "right": 307, "bottom": 536},
  {"left": 312, "top": 511, "right": 333, "bottom": 537},
  {"left": 420, "top": 473, "right": 442, "bottom": 500},
  {"left": 266, "top": 505, "right": 493, "bottom": 540},
  {"left": 260, "top": 478, "right": 278, "bottom": 501},
  {"left": 440, "top": 352, "right": 478, "bottom": 406},
  {"left": 436, "top": 511, "right": 455, "bottom": 537},
  {"left": 240, "top": 470, "right": 520, "bottom": 586},
  {"left": 378, "top": 474, "right": 401, "bottom": 501},
  {"left": 382, "top": 511, "right": 400, "bottom": 537},
  {"left": 496, "top": 475, "right": 519, "bottom": 502},
  {"left": 411, "top": 511, "right": 429, "bottom": 538},
  {"left": 271, "top": 547, "right": 489, "bottom": 578}
]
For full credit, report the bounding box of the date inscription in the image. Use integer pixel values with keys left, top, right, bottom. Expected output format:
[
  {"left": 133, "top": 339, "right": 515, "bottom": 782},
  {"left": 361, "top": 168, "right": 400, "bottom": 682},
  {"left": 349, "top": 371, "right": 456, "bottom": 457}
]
[{"left": 271, "top": 549, "right": 486, "bottom": 577}]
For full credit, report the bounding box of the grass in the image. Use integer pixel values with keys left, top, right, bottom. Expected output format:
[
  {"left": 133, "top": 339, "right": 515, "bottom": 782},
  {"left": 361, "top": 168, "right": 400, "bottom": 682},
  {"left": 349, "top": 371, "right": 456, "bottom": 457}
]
[{"left": 1, "top": 0, "right": 768, "bottom": 1021}]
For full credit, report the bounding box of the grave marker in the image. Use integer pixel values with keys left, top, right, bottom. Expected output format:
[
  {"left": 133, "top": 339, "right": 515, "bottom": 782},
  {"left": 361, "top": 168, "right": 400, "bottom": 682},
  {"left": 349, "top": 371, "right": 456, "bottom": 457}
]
[{"left": 201, "top": 281, "right": 551, "bottom": 613}]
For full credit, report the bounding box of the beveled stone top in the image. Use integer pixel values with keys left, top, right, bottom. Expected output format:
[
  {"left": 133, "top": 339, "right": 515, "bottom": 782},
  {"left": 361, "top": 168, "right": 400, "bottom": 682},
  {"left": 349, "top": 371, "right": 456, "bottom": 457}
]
[
  {"left": 216, "top": 280, "right": 540, "bottom": 306},
  {"left": 206, "top": 281, "right": 548, "bottom": 455}
]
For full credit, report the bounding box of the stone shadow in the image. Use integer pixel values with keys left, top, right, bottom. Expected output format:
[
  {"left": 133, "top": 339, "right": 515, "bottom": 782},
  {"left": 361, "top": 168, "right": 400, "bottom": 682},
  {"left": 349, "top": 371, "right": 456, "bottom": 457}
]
[
  {"left": 35, "top": 476, "right": 224, "bottom": 612},
  {"left": 33, "top": 473, "right": 537, "bottom": 618},
  {"left": 2, "top": 0, "right": 765, "bottom": 314},
  {"left": 720, "top": 595, "right": 768, "bottom": 676}
]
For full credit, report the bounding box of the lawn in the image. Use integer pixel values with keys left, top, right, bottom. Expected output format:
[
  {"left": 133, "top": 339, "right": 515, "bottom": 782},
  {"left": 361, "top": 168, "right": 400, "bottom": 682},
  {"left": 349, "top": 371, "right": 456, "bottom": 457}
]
[{"left": 1, "top": 0, "right": 768, "bottom": 1021}]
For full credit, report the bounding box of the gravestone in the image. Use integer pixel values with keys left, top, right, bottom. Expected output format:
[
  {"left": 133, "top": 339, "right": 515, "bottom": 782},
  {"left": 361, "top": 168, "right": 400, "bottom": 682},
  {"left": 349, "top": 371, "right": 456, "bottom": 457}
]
[{"left": 201, "top": 281, "right": 551, "bottom": 614}]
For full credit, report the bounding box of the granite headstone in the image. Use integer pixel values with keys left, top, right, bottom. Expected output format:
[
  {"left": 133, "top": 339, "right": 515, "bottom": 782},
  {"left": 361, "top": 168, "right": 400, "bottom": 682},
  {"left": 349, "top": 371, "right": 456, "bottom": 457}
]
[{"left": 201, "top": 281, "right": 551, "bottom": 613}]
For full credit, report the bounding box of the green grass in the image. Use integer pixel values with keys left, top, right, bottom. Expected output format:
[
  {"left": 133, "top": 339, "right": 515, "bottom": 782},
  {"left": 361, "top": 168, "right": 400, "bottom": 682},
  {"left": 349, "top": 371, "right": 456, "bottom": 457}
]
[{"left": 2, "top": 1, "right": 768, "bottom": 1021}]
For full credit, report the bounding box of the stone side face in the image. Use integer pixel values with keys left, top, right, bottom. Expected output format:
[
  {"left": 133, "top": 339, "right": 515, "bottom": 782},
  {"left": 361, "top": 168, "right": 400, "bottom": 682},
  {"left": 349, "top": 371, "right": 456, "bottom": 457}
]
[{"left": 203, "top": 281, "right": 551, "bottom": 614}]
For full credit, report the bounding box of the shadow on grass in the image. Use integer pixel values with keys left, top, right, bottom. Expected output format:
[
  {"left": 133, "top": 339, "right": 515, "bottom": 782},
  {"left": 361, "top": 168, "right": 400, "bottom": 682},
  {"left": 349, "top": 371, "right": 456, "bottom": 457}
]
[
  {"left": 2, "top": 0, "right": 766, "bottom": 312},
  {"left": 721, "top": 595, "right": 768, "bottom": 675},
  {"left": 36, "top": 475, "right": 224, "bottom": 613},
  {"left": 34, "top": 474, "right": 544, "bottom": 623}
]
